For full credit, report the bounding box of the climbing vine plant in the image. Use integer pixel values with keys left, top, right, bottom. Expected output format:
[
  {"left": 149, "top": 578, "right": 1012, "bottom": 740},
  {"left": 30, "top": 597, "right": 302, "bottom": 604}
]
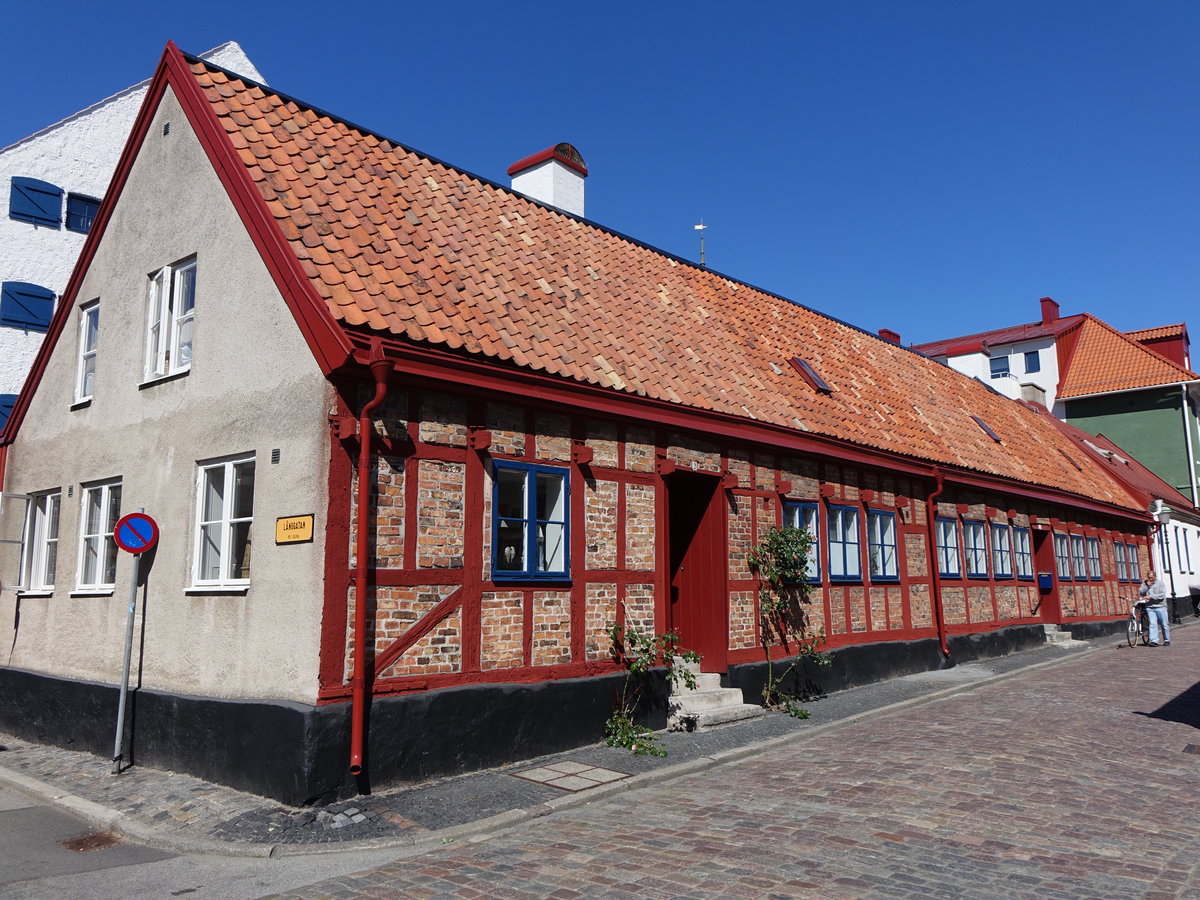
[
  {"left": 746, "top": 525, "right": 832, "bottom": 715},
  {"left": 604, "top": 624, "right": 699, "bottom": 757}
]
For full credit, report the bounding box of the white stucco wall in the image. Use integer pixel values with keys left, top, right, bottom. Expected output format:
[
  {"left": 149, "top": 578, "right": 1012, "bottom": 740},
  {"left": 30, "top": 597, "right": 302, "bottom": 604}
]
[
  {"left": 942, "top": 336, "right": 1059, "bottom": 406},
  {"left": 0, "top": 83, "right": 333, "bottom": 705},
  {"left": 0, "top": 43, "right": 262, "bottom": 398}
]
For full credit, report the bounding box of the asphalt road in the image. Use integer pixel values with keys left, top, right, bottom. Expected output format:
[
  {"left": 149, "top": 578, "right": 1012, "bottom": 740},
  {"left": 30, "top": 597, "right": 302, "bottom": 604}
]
[{"left": 0, "top": 784, "right": 402, "bottom": 900}]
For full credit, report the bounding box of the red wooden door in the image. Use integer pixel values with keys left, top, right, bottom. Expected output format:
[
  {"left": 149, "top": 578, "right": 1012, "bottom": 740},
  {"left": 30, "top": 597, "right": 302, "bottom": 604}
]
[
  {"left": 667, "top": 472, "right": 728, "bottom": 671},
  {"left": 1032, "top": 527, "right": 1062, "bottom": 622}
]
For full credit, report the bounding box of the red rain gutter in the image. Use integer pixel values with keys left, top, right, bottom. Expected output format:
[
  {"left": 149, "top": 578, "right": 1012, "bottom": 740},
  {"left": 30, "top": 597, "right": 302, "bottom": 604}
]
[
  {"left": 350, "top": 344, "right": 394, "bottom": 777},
  {"left": 924, "top": 467, "right": 951, "bottom": 657}
]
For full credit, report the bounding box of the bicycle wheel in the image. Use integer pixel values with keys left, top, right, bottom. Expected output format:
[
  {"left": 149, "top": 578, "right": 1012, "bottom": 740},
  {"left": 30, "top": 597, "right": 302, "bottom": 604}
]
[
  {"left": 1127, "top": 617, "right": 1138, "bottom": 648},
  {"left": 1140, "top": 617, "right": 1151, "bottom": 646}
]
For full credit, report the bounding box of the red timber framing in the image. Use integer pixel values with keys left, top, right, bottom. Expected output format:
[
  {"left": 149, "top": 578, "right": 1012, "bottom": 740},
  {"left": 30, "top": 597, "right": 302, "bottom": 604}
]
[{"left": 315, "top": 363, "right": 1153, "bottom": 705}]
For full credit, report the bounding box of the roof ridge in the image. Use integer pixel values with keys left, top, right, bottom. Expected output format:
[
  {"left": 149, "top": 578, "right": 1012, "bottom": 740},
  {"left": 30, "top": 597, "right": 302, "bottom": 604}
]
[{"left": 182, "top": 52, "right": 933, "bottom": 361}]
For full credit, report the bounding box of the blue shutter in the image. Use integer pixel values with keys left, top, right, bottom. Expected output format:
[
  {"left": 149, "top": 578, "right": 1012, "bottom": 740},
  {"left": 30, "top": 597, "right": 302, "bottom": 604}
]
[
  {"left": 0, "top": 394, "right": 16, "bottom": 429},
  {"left": 9, "top": 177, "right": 63, "bottom": 228},
  {"left": 0, "top": 282, "right": 56, "bottom": 332}
]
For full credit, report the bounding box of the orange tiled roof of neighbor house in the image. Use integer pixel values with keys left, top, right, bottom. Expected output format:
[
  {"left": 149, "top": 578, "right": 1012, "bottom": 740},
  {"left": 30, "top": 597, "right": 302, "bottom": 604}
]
[
  {"left": 183, "top": 57, "right": 1140, "bottom": 509},
  {"left": 1057, "top": 316, "right": 1198, "bottom": 400},
  {"left": 1126, "top": 323, "right": 1186, "bottom": 342}
]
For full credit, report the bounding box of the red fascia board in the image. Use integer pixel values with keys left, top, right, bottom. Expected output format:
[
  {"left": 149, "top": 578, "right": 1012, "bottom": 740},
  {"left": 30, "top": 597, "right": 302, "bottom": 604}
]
[
  {"left": 163, "top": 45, "right": 354, "bottom": 376},
  {"left": 343, "top": 334, "right": 1146, "bottom": 520},
  {"left": 506, "top": 146, "right": 588, "bottom": 177}
]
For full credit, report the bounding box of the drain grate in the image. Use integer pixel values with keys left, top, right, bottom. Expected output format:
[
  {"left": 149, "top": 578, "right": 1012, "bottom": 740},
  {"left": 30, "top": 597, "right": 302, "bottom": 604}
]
[{"left": 59, "top": 832, "right": 120, "bottom": 852}]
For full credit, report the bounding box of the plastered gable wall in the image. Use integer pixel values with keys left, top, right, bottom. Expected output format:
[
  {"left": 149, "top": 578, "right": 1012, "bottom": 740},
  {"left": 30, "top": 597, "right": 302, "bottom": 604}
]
[
  {"left": 0, "top": 44, "right": 264, "bottom": 399},
  {"left": 1, "top": 86, "right": 333, "bottom": 704}
]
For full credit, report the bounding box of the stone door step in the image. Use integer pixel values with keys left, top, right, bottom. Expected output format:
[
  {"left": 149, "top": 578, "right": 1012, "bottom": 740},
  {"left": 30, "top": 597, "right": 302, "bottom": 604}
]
[
  {"left": 1042, "top": 624, "right": 1086, "bottom": 648},
  {"left": 669, "top": 657, "right": 765, "bottom": 731}
]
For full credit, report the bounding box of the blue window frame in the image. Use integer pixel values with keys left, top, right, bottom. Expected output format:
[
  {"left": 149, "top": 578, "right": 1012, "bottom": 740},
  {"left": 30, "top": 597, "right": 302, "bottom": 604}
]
[
  {"left": 866, "top": 510, "right": 898, "bottom": 581},
  {"left": 0, "top": 282, "right": 55, "bottom": 332},
  {"left": 827, "top": 505, "right": 860, "bottom": 581},
  {"left": 784, "top": 501, "right": 820, "bottom": 583},
  {"left": 65, "top": 193, "right": 100, "bottom": 234},
  {"left": 989, "top": 356, "right": 1010, "bottom": 378},
  {"left": 492, "top": 461, "right": 568, "bottom": 580},
  {"left": 1013, "top": 527, "right": 1033, "bottom": 579},
  {"left": 936, "top": 517, "right": 961, "bottom": 577},
  {"left": 1024, "top": 350, "right": 1041, "bottom": 373},
  {"left": 1115, "top": 541, "right": 1129, "bottom": 582},
  {"left": 1054, "top": 533, "right": 1072, "bottom": 580},
  {"left": 9, "top": 177, "right": 62, "bottom": 227},
  {"left": 991, "top": 524, "right": 1013, "bottom": 578},
  {"left": 1086, "top": 537, "right": 1101, "bottom": 580},
  {"left": 0, "top": 394, "right": 16, "bottom": 429},
  {"left": 1127, "top": 543, "right": 1141, "bottom": 582},
  {"left": 964, "top": 521, "right": 988, "bottom": 578}
]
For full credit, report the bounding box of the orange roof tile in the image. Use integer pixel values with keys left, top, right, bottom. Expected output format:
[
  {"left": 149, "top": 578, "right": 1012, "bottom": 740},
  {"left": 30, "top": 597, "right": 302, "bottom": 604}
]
[
  {"left": 1125, "top": 324, "right": 1185, "bottom": 342},
  {"left": 1058, "top": 316, "right": 1198, "bottom": 399},
  {"left": 184, "top": 56, "right": 1140, "bottom": 510}
]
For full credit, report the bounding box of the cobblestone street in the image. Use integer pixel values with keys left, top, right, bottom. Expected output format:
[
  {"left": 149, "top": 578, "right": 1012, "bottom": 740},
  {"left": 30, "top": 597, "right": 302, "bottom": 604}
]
[{"left": 271, "top": 629, "right": 1200, "bottom": 899}]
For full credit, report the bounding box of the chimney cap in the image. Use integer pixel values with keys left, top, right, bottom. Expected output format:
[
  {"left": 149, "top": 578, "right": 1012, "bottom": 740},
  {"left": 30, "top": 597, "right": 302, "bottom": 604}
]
[{"left": 508, "top": 143, "right": 588, "bottom": 178}]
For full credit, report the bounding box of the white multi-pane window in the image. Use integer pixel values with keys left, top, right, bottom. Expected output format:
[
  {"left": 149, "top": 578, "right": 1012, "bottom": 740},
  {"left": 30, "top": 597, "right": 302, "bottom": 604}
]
[
  {"left": 1115, "top": 541, "right": 1129, "bottom": 582},
  {"left": 784, "top": 502, "right": 820, "bottom": 582},
  {"left": 866, "top": 510, "right": 897, "bottom": 580},
  {"left": 145, "top": 257, "right": 196, "bottom": 380},
  {"left": 22, "top": 491, "right": 60, "bottom": 591},
  {"left": 936, "top": 518, "right": 961, "bottom": 577},
  {"left": 1013, "top": 527, "right": 1033, "bottom": 579},
  {"left": 194, "top": 457, "right": 255, "bottom": 587},
  {"left": 79, "top": 480, "right": 121, "bottom": 589},
  {"left": 964, "top": 521, "right": 988, "bottom": 577},
  {"left": 75, "top": 302, "right": 98, "bottom": 402},
  {"left": 1086, "top": 537, "right": 1101, "bottom": 580},
  {"left": 1071, "top": 535, "right": 1087, "bottom": 580},
  {"left": 1054, "top": 533, "right": 1072, "bottom": 579},
  {"left": 492, "top": 461, "right": 568, "bottom": 579},
  {"left": 1127, "top": 543, "right": 1142, "bottom": 582},
  {"left": 827, "top": 506, "right": 860, "bottom": 580},
  {"left": 991, "top": 524, "right": 1012, "bottom": 578}
]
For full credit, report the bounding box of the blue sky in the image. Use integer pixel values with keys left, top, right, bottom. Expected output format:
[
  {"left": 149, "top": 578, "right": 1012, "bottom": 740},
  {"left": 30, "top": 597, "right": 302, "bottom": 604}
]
[{"left": 4, "top": 1, "right": 1196, "bottom": 346}]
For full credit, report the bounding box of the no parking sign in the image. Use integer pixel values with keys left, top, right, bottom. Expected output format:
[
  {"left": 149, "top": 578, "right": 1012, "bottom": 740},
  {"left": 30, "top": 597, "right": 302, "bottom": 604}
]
[{"left": 114, "top": 512, "right": 159, "bottom": 554}]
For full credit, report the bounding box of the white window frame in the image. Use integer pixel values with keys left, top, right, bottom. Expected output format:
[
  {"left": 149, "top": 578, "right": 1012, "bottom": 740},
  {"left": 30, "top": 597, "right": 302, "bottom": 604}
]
[
  {"left": 1127, "top": 543, "right": 1142, "bottom": 582},
  {"left": 192, "top": 455, "right": 256, "bottom": 588},
  {"left": 866, "top": 510, "right": 898, "bottom": 580},
  {"left": 783, "top": 501, "right": 821, "bottom": 582},
  {"left": 144, "top": 257, "right": 196, "bottom": 381},
  {"left": 78, "top": 480, "right": 121, "bottom": 590},
  {"left": 75, "top": 301, "right": 98, "bottom": 402},
  {"left": 1115, "top": 541, "right": 1129, "bottom": 582},
  {"left": 964, "top": 521, "right": 988, "bottom": 578},
  {"left": 991, "top": 524, "right": 1013, "bottom": 578},
  {"left": 0, "top": 491, "right": 32, "bottom": 591},
  {"left": 21, "top": 490, "right": 60, "bottom": 592},
  {"left": 1013, "top": 527, "right": 1033, "bottom": 579},
  {"left": 1086, "top": 537, "right": 1102, "bottom": 581},
  {"left": 1054, "top": 533, "right": 1072, "bottom": 580},
  {"left": 936, "top": 517, "right": 961, "bottom": 577}
]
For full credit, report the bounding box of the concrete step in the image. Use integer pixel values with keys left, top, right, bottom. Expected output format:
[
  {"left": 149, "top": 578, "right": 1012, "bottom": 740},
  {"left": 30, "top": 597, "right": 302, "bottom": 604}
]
[
  {"left": 1042, "top": 625, "right": 1086, "bottom": 648},
  {"left": 668, "top": 657, "right": 765, "bottom": 731}
]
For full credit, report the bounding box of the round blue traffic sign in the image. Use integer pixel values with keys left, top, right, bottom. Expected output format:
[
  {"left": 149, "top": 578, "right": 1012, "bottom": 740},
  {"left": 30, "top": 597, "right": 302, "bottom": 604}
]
[{"left": 114, "top": 513, "right": 159, "bottom": 554}]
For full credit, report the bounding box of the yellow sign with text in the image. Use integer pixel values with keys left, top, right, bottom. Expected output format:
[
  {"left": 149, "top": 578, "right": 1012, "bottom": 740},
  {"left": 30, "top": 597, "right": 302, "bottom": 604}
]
[{"left": 275, "top": 515, "right": 314, "bottom": 544}]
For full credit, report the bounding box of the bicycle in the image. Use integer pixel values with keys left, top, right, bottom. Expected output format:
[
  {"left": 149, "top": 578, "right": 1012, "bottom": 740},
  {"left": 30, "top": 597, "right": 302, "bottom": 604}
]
[{"left": 1125, "top": 597, "right": 1150, "bottom": 647}]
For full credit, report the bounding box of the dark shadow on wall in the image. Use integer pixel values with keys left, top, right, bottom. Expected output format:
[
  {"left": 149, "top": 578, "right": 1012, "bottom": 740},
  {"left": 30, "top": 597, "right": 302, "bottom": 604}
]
[{"left": 1136, "top": 682, "right": 1200, "bottom": 729}]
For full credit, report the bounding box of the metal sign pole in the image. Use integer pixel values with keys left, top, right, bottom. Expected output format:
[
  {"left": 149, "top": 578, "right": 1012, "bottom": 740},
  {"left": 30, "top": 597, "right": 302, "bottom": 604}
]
[{"left": 112, "top": 509, "right": 144, "bottom": 775}]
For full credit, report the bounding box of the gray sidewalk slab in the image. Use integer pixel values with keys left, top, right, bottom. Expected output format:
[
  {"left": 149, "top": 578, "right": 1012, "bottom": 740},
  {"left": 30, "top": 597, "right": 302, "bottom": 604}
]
[{"left": 0, "top": 627, "right": 1163, "bottom": 859}]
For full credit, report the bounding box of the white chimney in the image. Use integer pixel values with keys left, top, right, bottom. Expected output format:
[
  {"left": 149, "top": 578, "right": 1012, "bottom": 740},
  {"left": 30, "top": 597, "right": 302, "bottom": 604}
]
[{"left": 508, "top": 143, "right": 588, "bottom": 217}]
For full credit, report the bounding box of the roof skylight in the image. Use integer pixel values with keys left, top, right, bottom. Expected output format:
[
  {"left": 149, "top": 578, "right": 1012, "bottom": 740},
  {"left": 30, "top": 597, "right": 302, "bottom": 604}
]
[
  {"left": 971, "top": 415, "right": 1002, "bottom": 443},
  {"left": 789, "top": 357, "right": 833, "bottom": 394}
]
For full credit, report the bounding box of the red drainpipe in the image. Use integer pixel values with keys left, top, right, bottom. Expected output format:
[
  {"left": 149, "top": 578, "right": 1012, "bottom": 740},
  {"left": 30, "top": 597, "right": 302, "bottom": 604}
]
[
  {"left": 924, "top": 467, "right": 951, "bottom": 658},
  {"left": 350, "top": 344, "right": 394, "bottom": 777}
]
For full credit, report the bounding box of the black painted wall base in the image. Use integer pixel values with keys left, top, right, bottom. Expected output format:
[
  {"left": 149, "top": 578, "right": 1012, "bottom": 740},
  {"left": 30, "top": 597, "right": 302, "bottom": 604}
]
[{"left": 0, "top": 621, "right": 1117, "bottom": 805}]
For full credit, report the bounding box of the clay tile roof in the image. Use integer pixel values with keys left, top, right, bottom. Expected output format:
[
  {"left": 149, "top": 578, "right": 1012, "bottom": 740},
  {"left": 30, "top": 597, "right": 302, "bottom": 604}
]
[
  {"left": 1126, "top": 324, "right": 1185, "bottom": 342},
  {"left": 1058, "top": 315, "right": 1198, "bottom": 399},
  {"left": 183, "top": 56, "right": 1141, "bottom": 510}
]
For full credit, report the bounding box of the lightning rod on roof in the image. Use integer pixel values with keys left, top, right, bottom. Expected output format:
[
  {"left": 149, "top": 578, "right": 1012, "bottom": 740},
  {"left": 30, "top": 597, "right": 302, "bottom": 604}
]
[{"left": 694, "top": 220, "right": 707, "bottom": 267}]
